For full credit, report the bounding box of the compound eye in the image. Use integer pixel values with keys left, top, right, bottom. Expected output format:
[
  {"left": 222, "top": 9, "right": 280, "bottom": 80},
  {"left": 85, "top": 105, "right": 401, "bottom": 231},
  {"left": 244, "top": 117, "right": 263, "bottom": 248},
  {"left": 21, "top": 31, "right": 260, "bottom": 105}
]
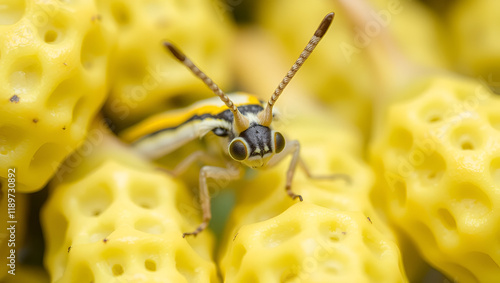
[
  {"left": 229, "top": 139, "right": 248, "bottom": 161},
  {"left": 274, "top": 132, "right": 285, "bottom": 153}
]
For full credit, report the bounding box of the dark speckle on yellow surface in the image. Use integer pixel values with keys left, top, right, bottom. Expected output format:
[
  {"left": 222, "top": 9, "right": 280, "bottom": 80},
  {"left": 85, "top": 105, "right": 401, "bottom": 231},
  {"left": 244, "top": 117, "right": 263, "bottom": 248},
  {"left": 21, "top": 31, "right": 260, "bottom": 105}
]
[{"left": 10, "top": 95, "right": 20, "bottom": 103}]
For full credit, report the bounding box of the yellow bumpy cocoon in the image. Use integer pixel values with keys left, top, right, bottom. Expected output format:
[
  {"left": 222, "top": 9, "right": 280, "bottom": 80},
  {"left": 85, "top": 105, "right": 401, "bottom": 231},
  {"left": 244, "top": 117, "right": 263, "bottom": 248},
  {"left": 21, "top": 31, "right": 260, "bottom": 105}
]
[
  {"left": 220, "top": 109, "right": 407, "bottom": 282},
  {"left": 0, "top": 0, "right": 113, "bottom": 192},
  {"left": 100, "top": 0, "right": 233, "bottom": 128},
  {"left": 42, "top": 133, "right": 217, "bottom": 283},
  {"left": 370, "top": 75, "right": 500, "bottom": 282},
  {"left": 223, "top": 203, "right": 405, "bottom": 283},
  {"left": 448, "top": 0, "right": 500, "bottom": 91},
  {"left": 2, "top": 265, "right": 49, "bottom": 283}
]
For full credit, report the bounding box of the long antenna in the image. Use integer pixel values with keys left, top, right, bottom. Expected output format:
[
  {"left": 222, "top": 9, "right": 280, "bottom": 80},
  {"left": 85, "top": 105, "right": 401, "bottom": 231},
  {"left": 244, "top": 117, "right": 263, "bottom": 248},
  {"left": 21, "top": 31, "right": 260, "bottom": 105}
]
[
  {"left": 163, "top": 42, "right": 249, "bottom": 133},
  {"left": 259, "top": 12, "right": 335, "bottom": 126}
]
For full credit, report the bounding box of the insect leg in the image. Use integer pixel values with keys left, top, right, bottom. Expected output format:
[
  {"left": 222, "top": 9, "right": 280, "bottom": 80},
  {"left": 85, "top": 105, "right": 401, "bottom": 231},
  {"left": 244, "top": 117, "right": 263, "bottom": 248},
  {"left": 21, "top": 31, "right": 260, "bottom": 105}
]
[
  {"left": 268, "top": 140, "right": 350, "bottom": 202},
  {"left": 283, "top": 140, "right": 303, "bottom": 201},
  {"left": 298, "top": 158, "right": 351, "bottom": 184},
  {"left": 183, "top": 164, "right": 241, "bottom": 237},
  {"left": 157, "top": 150, "right": 221, "bottom": 177}
]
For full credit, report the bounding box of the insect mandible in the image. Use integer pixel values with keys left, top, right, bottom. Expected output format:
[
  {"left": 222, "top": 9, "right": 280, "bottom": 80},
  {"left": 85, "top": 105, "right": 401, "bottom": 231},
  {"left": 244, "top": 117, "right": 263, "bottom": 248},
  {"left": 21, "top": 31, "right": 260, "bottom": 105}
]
[{"left": 120, "top": 12, "right": 349, "bottom": 237}]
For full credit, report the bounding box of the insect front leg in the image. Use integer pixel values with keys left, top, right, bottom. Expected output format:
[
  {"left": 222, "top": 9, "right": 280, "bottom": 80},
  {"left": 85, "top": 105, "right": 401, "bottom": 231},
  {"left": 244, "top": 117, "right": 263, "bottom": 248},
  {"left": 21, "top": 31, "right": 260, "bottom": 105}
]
[
  {"left": 283, "top": 140, "right": 304, "bottom": 201},
  {"left": 269, "top": 140, "right": 350, "bottom": 202},
  {"left": 183, "top": 164, "right": 241, "bottom": 238}
]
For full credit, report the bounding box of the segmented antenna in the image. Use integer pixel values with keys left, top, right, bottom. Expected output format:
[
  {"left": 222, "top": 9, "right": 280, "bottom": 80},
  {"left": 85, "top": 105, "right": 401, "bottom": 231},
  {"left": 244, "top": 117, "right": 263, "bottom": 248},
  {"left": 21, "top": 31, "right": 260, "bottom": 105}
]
[
  {"left": 163, "top": 42, "right": 249, "bottom": 133},
  {"left": 259, "top": 12, "right": 335, "bottom": 126}
]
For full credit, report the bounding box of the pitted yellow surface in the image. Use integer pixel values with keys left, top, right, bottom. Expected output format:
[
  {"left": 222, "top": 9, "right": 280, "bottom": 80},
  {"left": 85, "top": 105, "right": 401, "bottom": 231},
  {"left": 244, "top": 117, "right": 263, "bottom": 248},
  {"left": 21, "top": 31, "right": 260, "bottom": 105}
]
[
  {"left": 370, "top": 75, "right": 500, "bottom": 282},
  {"left": 0, "top": 0, "right": 113, "bottom": 192},
  {"left": 222, "top": 203, "right": 406, "bottom": 283},
  {"left": 42, "top": 133, "right": 218, "bottom": 283},
  {"left": 219, "top": 109, "right": 408, "bottom": 282},
  {"left": 99, "top": 0, "right": 234, "bottom": 129}
]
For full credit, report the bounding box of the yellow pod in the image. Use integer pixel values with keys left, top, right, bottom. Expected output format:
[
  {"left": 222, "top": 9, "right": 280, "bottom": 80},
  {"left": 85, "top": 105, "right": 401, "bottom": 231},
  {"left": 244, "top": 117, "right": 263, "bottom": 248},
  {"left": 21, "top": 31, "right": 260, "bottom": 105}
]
[
  {"left": 219, "top": 110, "right": 408, "bottom": 282},
  {"left": 370, "top": 75, "right": 500, "bottom": 282},
  {"left": 0, "top": 0, "right": 114, "bottom": 192},
  {"left": 42, "top": 130, "right": 218, "bottom": 283},
  {"left": 448, "top": 0, "right": 500, "bottom": 92}
]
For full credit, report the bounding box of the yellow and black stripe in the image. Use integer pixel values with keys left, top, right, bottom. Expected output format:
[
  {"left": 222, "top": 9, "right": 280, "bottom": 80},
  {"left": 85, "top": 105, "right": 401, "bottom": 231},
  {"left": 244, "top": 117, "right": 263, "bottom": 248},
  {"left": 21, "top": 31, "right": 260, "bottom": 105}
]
[{"left": 119, "top": 93, "right": 264, "bottom": 159}]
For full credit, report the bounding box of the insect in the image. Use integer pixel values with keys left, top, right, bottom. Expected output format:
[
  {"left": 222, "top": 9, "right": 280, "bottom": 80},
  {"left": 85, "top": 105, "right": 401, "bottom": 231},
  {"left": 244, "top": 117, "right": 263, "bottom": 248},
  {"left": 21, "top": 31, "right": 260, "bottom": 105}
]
[{"left": 120, "top": 12, "right": 348, "bottom": 237}]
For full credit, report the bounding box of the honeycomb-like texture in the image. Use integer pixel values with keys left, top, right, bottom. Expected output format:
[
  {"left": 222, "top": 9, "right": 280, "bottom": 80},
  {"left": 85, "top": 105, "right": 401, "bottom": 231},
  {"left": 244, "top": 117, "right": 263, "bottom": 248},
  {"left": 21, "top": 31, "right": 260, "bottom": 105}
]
[
  {"left": 370, "top": 75, "right": 500, "bottom": 282},
  {"left": 448, "top": 0, "right": 500, "bottom": 92},
  {"left": 246, "top": 0, "right": 448, "bottom": 137},
  {"left": 0, "top": 0, "right": 113, "bottom": 192},
  {"left": 99, "top": 0, "right": 234, "bottom": 129},
  {"left": 42, "top": 132, "right": 218, "bottom": 283},
  {"left": 219, "top": 107, "right": 408, "bottom": 282},
  {"left": 222, "top": 203, "right": 406, "bottom": 283}
]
